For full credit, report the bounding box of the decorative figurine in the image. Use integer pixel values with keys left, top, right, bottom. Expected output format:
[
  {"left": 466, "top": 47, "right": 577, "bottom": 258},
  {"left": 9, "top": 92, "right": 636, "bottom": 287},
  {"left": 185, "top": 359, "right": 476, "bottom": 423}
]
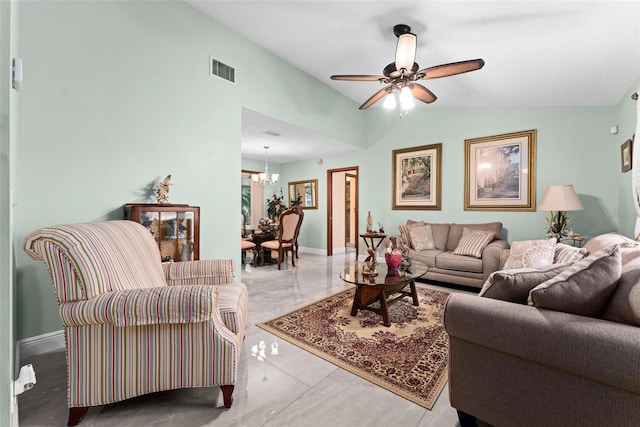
[{"left": 156, "top": 174, "right": 172, "bottom": 204}]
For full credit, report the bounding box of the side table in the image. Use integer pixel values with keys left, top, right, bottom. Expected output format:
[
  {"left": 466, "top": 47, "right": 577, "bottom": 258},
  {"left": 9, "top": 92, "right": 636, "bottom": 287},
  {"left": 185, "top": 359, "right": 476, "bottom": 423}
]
[{"left": 360, "top": 233, "right": 387, "bottom": 254}]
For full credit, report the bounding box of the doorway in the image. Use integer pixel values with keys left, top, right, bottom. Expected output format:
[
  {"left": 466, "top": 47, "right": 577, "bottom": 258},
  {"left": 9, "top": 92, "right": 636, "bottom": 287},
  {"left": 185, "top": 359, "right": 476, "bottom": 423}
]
[
  {"left": 327, "top": 167, "right": 359, "bottom": 257},
  {"left": 241, "top": 169, "right": 262, "bottom": 232}
]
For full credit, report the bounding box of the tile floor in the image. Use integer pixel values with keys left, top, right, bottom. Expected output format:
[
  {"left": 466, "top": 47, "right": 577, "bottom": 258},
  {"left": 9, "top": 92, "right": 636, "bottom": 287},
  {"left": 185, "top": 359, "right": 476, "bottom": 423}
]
[{"left": 18, "top": 252, "right": 470, "bottom": 427}]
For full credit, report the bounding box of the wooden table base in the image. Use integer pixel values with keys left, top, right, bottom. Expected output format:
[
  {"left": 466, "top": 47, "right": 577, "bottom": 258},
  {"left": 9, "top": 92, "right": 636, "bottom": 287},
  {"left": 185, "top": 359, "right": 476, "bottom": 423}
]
[{"left": 350, "top": 279, "right": 419, "bottom": 327}]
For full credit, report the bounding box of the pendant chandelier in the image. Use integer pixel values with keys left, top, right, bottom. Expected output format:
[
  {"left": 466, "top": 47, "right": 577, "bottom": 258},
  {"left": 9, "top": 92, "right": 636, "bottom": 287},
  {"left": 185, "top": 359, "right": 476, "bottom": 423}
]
[{"left": 253, "top": 146, "right": 279, "bottom": 186}]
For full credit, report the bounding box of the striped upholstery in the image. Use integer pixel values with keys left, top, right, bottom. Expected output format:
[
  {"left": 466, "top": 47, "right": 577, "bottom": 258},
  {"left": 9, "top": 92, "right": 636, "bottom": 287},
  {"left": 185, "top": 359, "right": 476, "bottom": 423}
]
[
  {"left": 24, "top": 221, "right": 167, "bottom": 300},
  {"left": 163, "top": 259, "right": 236, "bottom": 286},
  {"left": 65, "top": 321, "right": 239, "bottom": 407},
  {"left": 24, "top": 221, "right": 248, "bottom": 411},
  {"left": 218, "top": 284, "right": 249, "bottom": 342},
  {"left": 60, "top": 285, "right": 217, "bottom": 327}
]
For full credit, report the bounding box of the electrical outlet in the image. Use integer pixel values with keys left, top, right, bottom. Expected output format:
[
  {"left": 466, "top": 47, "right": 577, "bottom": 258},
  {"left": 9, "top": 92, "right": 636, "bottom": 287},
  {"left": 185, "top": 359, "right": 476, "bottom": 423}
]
[{"left": 14, "top": 364, "right": 36, "bottom": 395}]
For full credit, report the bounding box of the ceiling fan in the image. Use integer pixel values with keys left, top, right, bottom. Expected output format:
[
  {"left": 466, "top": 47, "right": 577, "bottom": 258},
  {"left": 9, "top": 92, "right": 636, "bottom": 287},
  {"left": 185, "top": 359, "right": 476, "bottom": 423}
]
[{"left": 330, "top": 24, "right": 485, "bottom": 110}]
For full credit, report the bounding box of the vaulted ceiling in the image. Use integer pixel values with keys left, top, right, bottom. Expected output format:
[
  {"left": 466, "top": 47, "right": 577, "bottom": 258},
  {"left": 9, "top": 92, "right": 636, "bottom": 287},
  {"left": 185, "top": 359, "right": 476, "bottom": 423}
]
[{"left": 187, "top": 1, "right": 640, "bottom": 163}]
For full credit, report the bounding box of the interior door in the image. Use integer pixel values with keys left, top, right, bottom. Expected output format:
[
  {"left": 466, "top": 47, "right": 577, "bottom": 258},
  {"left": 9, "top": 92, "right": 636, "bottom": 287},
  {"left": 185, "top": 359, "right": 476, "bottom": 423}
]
[{"left": 327, "top": 167, "right": 358, "bottom": 257}]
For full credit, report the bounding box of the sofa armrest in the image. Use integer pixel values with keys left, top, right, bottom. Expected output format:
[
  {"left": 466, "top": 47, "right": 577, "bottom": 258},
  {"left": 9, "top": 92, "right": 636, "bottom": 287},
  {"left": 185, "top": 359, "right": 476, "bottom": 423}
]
[
  {"left": 162, "top": 259, "right": 235, "bottom": 286},
  {"left": 481, "top": 239, "right": 509, "bottom": 281},
  {"left": 60, "top": 285, "right": 217, "bottom": 327},
  {"left": 444, "top": 293, "right": 640, "bottom": 394}
]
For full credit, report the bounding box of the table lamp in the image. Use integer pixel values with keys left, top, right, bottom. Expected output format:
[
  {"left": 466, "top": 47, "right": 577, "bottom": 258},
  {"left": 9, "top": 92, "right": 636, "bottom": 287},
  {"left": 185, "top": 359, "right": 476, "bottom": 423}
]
[{"left": 538, "top": 185, "right": 584, "bottom": 241}]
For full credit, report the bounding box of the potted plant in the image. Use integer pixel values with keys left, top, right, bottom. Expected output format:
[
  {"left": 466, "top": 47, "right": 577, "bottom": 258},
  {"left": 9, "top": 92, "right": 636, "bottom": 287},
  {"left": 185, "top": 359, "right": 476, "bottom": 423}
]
[
  {"left": 267, "top": 188, "right": 287, "bottom": 220},
  {"left": 544, "top": 211, "right": 570, "bottom": 242}
]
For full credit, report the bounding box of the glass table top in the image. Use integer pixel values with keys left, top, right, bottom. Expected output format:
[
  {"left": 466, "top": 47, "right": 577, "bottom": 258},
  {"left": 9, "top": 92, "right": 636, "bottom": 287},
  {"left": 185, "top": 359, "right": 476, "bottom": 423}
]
[{"left": 339, "top": 261, "right": 428, "bottom": 286}]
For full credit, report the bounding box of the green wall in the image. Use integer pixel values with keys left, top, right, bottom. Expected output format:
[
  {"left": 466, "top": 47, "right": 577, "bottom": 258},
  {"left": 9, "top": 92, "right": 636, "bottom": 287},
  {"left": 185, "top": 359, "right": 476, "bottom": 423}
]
[
  {"left": 10, "top": 0, "right": 640, "bottom": 348},
  {"left": 362, "top": 106, "right": 621, "bottom": 242},
  {"left": 14, "top": 1, "right": 364, "bottom": 341},
  {"left": 278, "top": 89, "right": 639, "bottom": 250}
]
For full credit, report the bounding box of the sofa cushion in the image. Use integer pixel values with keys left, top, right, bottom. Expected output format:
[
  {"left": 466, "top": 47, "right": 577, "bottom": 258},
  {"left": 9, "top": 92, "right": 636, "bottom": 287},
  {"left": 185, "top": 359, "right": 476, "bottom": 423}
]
[
  {"left": 601, "top": 244, "right": 640, "bottom": 326},
  {"left": 584, "top": 232, "right": 639, "bottom": 254},
  {"left": 406, "top": 221, "right": 450, "bottom": 250},
  {"left": 398, "top": 221, "right": 426, "bottom": 249},
  {"left": 554, "top": 242, "right": 588, "bottom": 263},
  {"left": 504, "top": 239, "right": 556, "bottom": 270},
  {"left": 528, "top": 244, "right": 622, "bottom": 317},
  {"left": 435, "top": 251, "right": 484, "bottom": 274},
  {"left": 452, "top": 228, "right": 494, "bottom": 258},
  {"left": 409, "top": 225, "right": 436, "bottom": 251},
  {"left": 407, "top": 248, "right": 443, "bottom": 268},
  {"left": 479, "top": 263, "right": 570, "bottom": 304},
  {"left": 447, "top": 222, "right": 502, "bottom": 251}
]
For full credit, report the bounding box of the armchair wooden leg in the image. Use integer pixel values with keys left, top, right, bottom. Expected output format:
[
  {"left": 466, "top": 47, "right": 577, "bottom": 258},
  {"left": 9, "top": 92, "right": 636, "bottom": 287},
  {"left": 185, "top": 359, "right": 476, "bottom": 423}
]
[
  {"left": 220, "top": 385, "right": 234, "bottom": 408},
  {"left": 68, "top": 407, "right": 89, "bottom": 426}
]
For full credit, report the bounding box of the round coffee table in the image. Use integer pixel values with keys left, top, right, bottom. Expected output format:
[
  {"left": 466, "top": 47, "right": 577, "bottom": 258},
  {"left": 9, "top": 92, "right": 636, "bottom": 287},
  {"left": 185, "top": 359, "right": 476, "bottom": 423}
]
[{"left": 339, "top": 261, "right": 428, "bottom": 327}]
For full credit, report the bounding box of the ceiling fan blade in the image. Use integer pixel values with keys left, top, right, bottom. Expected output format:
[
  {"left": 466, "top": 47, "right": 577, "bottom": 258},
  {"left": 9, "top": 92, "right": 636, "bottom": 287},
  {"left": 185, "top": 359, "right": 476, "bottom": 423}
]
[
  {"left": 359, "top": 86, "right": 390, "bottom": 110},
  {"left": 395, "top": 33, "right": 416, "bottom": 71},
  {"left": 418, "top": 59, "right": 485, "bottom": 80},
  {"left": 331, "top": 75, "right": 386, "bottom": 82},
  {"left": 409, "top": 83, "right": 437, "bottom": 104}
]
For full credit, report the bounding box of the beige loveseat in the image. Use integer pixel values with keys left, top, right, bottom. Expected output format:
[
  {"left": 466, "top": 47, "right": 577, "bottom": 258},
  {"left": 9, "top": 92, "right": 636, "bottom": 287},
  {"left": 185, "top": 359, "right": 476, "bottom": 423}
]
[
  {"left": 444, "top": 233, "right": 640, "bottom": 427},
  {"left": 397, "top": 221, "right": 509, "bottom": 288}
]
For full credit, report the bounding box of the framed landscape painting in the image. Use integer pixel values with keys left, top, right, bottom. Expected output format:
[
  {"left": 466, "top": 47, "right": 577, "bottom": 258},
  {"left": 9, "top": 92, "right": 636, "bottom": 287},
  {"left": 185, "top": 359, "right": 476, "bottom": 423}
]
[
  {"left": 392, "top": 143, "right": 442, "bottom": 210},
  {"left": 464, "top": 130, "right": 536, "bottom": 211},
  {"left": 621, "top": 138, "right": 633, "bottom": 172}
]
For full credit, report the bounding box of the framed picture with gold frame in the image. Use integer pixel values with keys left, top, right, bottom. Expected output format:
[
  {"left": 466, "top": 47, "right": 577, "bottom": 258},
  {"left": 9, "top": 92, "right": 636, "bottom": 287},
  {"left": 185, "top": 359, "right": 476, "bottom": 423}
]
[
  {"left": 464, "top": 130, "right": 536, "bottom": 211},
  {"left": 621, "top": 137, "right": 633, "bottom": 172},
  {"left": 392, "top": 143, "right": 442, "bottom": 210}
]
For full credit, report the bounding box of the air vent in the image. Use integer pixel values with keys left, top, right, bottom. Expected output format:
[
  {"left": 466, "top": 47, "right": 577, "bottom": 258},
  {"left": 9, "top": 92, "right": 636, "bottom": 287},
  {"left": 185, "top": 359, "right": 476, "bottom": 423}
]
[{"left": 210, "top": 57, "right": 235, "bottom": 83}]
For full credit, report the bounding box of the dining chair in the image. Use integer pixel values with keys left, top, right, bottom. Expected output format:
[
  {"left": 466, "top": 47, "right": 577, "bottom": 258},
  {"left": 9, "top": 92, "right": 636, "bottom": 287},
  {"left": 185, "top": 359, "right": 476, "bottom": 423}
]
[
  {"left": 241, "top": 234, "right": 256, "bottom": 265},
  {"left": 260, "top": 207, "right": 304, "bottom": 270}
]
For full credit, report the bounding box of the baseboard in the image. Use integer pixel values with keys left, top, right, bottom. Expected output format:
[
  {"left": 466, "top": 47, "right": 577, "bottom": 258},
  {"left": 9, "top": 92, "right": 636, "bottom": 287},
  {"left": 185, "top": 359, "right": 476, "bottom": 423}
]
[
  {"left": 298, "top": 246, "right": 326, "bottom": 256},
  {"left": 18, "top": 330, "right": 64, "bottom": 360}
]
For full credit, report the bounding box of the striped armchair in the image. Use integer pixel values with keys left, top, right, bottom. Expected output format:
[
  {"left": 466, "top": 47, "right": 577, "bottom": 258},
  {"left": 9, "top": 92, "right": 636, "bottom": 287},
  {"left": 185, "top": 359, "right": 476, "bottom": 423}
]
[{"left": 24, "top": 221, "right": 248, "bottom": 426}]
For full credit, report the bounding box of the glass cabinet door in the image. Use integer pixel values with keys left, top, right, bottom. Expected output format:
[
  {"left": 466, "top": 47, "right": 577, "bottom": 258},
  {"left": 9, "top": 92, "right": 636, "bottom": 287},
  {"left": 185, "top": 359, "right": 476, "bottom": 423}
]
[{"left": 124, "top": 204, "right": 200, "bottom": 262}]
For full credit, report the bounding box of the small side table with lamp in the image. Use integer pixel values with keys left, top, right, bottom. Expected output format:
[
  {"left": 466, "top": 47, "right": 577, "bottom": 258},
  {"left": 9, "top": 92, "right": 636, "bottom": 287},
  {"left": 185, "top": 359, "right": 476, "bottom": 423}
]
[{"left": 538, "top": 184, "right": 584, "bottom": 245}]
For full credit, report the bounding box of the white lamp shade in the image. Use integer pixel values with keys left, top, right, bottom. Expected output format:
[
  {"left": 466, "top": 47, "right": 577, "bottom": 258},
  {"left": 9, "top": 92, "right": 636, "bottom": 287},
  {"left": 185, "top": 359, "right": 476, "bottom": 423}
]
[
  {"left": 399, "top": 86, "right": 415, "bottom": 109},
  {"left": 395, "top": 33, "right": 416, "bottom": 71},
  {"left": 538, "top": 185, "right": 583, "bottom": 211},
  {"left": 383, "top": 91, "right": 397, "bottom": 109}
]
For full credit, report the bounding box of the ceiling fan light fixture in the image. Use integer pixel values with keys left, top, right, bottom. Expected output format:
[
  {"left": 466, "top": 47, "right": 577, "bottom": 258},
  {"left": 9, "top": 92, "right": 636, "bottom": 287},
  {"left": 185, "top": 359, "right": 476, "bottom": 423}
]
[
  {"left": 330, "top": 23, "right": 485, "bottom": 111},
  {"left": 395, "top": 33, "right": 416, "bottom": 71},
  {"left": 383, "top": 91, "right": 397, "bottom": 109},
  {"left": 399, "top": 86, "right": 415, "bottom": 109}
]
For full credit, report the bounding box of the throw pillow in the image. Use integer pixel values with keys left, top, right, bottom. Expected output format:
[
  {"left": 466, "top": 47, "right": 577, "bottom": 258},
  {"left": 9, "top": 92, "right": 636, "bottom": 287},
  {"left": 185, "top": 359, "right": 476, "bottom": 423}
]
[
  {"left": 452, "top": 227, "right": 494, "bottom": 258},
  {"left": 583, "top": 232, "right": 638, "bottom": 255},
  {"left": 398, "top": 221, "right": 426, "bottom": 249},
  {"left": 409, "top": 225, "right": 435, "bottom": 251},
  {"left": 554, "top": 243, "right": 588, "bottom": 264},
  {"left": 479, "top": 263, "right": 570, "bottom": 305},
  {"left": 528, "top": 244, "right": 622, "bottom": 317},
  {"left": 503, "top": 239, "right": 556, "bottom": 270}
]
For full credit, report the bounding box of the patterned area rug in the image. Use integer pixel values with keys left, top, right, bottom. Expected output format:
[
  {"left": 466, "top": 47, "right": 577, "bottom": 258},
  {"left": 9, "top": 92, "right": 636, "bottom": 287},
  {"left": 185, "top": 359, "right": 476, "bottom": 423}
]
[{"left": 257, "top": 286, "right": 450, "bottom": 409}]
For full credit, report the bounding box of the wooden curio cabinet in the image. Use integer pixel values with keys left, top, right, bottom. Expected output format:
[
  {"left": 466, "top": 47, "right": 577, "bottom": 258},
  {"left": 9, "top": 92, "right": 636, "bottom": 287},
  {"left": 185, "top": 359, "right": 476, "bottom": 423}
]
[{"left": 124, "top": 203, "right": 200, "bottom": 262}]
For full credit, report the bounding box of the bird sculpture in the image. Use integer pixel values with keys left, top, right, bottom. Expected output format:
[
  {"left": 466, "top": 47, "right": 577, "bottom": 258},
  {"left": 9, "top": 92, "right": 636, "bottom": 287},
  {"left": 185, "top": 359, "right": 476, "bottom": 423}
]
[{"left": 156, "top": 174, "right": 172, "bottom": 204}]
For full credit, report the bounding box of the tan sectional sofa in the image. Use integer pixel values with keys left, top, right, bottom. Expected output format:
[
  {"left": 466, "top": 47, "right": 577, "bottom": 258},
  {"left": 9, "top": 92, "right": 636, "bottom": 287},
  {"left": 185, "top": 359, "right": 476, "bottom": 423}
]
[
  {"left": 397, "top": 221, "right": 509, "bottom": 288},
  {"left": 444, "top": 232, "right": 640, "bottom": 427}
]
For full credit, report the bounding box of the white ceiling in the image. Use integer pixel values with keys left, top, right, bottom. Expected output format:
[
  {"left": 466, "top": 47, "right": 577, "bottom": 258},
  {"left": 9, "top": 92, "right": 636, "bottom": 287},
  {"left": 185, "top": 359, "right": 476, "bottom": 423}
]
[{"left": 187, "top": 1, "right": 640, "bottom": 164}]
